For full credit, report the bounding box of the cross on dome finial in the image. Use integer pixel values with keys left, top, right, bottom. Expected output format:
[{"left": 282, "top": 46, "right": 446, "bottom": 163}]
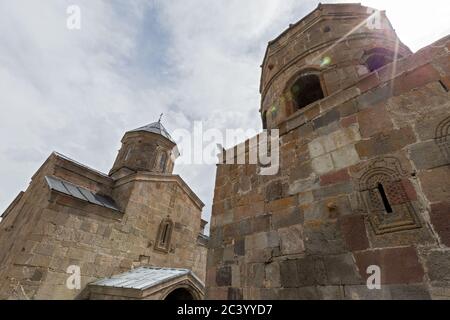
[{"left": 158, "top": 113, "right": 164, "bottom": 123}]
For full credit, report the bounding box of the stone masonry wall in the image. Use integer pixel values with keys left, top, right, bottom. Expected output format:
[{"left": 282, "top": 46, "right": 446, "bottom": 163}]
[
  {"left": 207, "top": 37, "right": 450, "bottom": 300},
  {"left": 260, "top": 4, "right": 411, "bottom": 130},
  {"left": 0, "top": 154, "right": 207, "bottom": 299}
]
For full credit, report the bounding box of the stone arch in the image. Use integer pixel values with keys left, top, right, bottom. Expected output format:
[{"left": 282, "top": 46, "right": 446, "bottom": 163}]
[
  {"left": 360, "top": 47, "right": 400, "bottom": 72},
  {"left": 161, "top": 283, "right": 202, "bottom": 300},
  {"left": 435, "top": 115, "right": 450, "bottom": 160},
  {"left": 282, "top": 68, "right": 326, "bottom": 116}
]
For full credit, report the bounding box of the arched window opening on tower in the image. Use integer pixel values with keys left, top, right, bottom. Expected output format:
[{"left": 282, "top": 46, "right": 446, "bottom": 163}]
[
  {"left": 159, "top": 152, "right": 168, "bottom": 172},
  {"left": 290, "top": 74, "right": 324, "bottom": 111},
  {"left": 363, "top": 48, "right": 399, "bottom": 72},
  {"left": 155, "top": 218, "right": 173, "bottom": 253},
  {"left": 262, "top": 111, "right": 268, "bottom": 129}
]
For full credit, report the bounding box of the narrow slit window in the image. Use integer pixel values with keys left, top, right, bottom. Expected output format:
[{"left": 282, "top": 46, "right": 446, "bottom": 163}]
[
  {"left": 155, "top": 218, "right": 173, "bottom": 253},
  {"left": 159, "top": 152, "right": 167, "bottom": 172},
  {"left": 439, "top": 80, "right": 449, "bottom": 92},
  {"left": 262, "top": 111, "right": 268, "bottom": 130},
  {"left": 377, "top": 183, "right": 393, "bottom": 213},
  {"left": 161, "top": 223, "right": 169, "bottom": 245}
]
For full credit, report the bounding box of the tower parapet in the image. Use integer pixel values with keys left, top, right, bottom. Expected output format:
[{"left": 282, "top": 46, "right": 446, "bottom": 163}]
[{"left": 260, "top": 3, "right": 411, "bottom": 130}]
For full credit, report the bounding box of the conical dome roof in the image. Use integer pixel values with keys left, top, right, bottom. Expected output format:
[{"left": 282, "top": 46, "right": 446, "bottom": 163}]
[{"left": 128, "top": 121, "right": 175, "bottom": 143}]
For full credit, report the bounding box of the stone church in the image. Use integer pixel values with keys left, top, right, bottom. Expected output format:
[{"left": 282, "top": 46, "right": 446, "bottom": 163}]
[
  {"left": 206, "top": 3, "right": 450, "bottom": 299},
  {"left": 0, "top": 121, "right": 208, "bottom": 300}
]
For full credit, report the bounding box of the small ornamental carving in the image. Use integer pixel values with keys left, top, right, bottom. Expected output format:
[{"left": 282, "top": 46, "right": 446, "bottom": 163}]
[
  {"left": 355, "top": 157, "right": 421, "bottom": 234},
  {"left": 435, "top": 115, "right": 450, "bottom": 162},
  {"left": 154, "top": 217, "right": 173, "bottom": 253}
]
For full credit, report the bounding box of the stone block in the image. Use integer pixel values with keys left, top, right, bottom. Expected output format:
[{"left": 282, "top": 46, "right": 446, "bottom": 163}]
[
  {"left": 312, "top": 182, "right": 353, "bottom": 199},
  {"left": 330, "top": 125, "right": 361, "bottom": 149},
  {"left": 250, "top": 214, "right": 271, "bottom": 234},
  {"left": 320, "top": 168, "right": 350, "bottom": 186},
  {"left": 354, "top": 247, "right": 424, "bottom": 285},
  {"left": 355, "top": 127, "right": 416, "bottom": 158},
  {"left": 357, "top": 104, "right": 393, "bottom": 138},
  {"left": 279, "top": 224, "right": 305, "bottom": 255},
  {"left": 234, "top": 238, "right": 245, "bottom": 256},
  {"left": 331, "top": 145, "right": 360, "bottom": 170},
  {"left": 282, "top": 287, "right": 320, "bottom": 299},
  {"left": 297, "top": 256, "right": 328, "bottom": 286},
  {"left": 289, "top": 161, "right": 313, "bottom": 182},
  {"left": 317, "top": 286, "right": 344, "bottom": 300},
  {"left": 419, "top": 166, "right": 450, "bottom": 203},
  {"left": 304, "top": 220, "right": 347, "bottom": 255},
  {"left": 231, "top": 265, "right": 241, "bottom": 288},
  {"left": 356, "top": 84, "right": 392, "bottom": 110},
  {"left": 308, "top": 138, "right": 326, "bottom": 158},
  {"left": 264, "top": 262, "right": 281, "bottom": 288},
  {"left": 216, "top": 265, "right": 232, "bottom": 287},
  {"left": 271, "top": 206, "right": 303, "bottom": 230},
  {"left": 312, "top": 154, "right": 335, "bottom": 175},
  {"left": 245, "top": 231, "right": 279, "bottom": 251},
  {"left": 389, "top": 284, "right": 431, "bottom": 300},
  {"left": 246, "top": 263, "right": 265, "bottom": 287},
  {"left": 279, "top": 259, "right": 300, "bottom": 287},
  {"left": 265, "top": 181, "right": 283, "bottom": 202},
  {"left": 344, "top": 285, "right": 392, "bottom": 300},
  {"left": 341, "top": 114, "right": 357, "bottom": 128},
  {"left": 426, "top": 250, "right": 450, "bottom": 284},
  {"left": 288, "top": 175, "right": 320, "bottom": 195},
  {"left": 266, "top": 196, "right": 296, "bottom": 212},
  {"left": 393, "top": 64, "right": 441, "bottom": 96},
  {"left": 409, "top": 140, "right": 449, "bottom": 170},
  {"left": 323, "top": 253, "right": 362, "bottom": 285},
  {"left": 313, "top": 109, "right": 340, "bottom": 130},
  {"left": 338, "top": 214, "right": 369, "bottom": 251},
  {"left": 207, "top": 287, "right": 228, "bottom": 300},
  {"left": 430, "top": 202, "right": 450, "bottom": 247},
  {"left": 337, "top": 99, "right": 358, "bottom": 117},
  {"left": 228, "top": 287, "right": 243, "bottom": 300}
]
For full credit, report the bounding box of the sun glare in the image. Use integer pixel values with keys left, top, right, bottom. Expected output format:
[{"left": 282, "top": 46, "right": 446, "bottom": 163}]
[{"left": 336, "top": 0, "right": 450, "bottom": 51}]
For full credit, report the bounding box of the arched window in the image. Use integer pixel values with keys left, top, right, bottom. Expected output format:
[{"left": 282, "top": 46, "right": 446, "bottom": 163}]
[
  {"left": 290, "top": 74, "right": 324, "bottom": 110},
  {"left": 262, "top": 111, "right": 268, "bottom": 129},
  {"left": 363, "top": 48, "right": 399, "bottom": 72},
  {"left": 159, "top": 152, "right": 168, "bottom": 172},
  {"left": 357, "top": 157, "right": 421, "bottom": 234},
  {"left": 155, "top": 218, "right": 173, "bottom": 253}
]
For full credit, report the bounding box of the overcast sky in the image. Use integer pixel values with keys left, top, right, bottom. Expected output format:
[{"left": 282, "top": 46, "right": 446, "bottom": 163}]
[{"left": 0, "top": 0, "right": 449, "bottom": 226}]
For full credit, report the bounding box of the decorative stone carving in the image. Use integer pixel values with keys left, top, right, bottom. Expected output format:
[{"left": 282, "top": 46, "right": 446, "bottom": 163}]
[
  {"left": 355, "top": 157, "right": 421, "bottom": 234},
  {"left": 435, "top": 115, "right": 450, "bottom": 161}
]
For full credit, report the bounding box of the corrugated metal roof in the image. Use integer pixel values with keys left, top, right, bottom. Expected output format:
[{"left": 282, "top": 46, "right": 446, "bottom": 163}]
[
  {"left": 128, "top": 121, "right": 175, "bottom": 143},
  {"left": 45, "top": 176, "right": 120, "bottom": 212},
  {"left": 53, "top": 152, "right": 110, "bottom": 178},
  {"left": 91, "top": 267, "right": 192, "bottom": 290}
]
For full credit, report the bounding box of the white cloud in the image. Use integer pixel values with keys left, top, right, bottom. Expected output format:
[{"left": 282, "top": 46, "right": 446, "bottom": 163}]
[{"left": 0, "top": 0, "right": 449, "bottom": 229}]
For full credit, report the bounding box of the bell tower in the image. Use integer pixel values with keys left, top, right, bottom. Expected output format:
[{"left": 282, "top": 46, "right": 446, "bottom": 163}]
[
  {"left": 259, "top": 3, "right": 412, "bottom": 130},
  {"left": 109, "top": 120, "right": 179, "bottom": 179}
]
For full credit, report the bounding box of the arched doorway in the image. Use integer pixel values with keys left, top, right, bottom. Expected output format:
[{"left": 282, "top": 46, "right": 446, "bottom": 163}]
[{"left": 164, "top": 288, "right": 195, "bottom": 300}]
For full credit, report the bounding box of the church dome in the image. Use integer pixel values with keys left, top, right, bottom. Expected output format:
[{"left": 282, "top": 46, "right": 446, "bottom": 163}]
[{"left": 128, "top": 121, "right": 175, "bottom": 144}]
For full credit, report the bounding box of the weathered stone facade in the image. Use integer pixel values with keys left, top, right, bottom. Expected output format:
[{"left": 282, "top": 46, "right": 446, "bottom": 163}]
[
  {"left": 207, "top": 4, "right": 450, "bottom": 299},
  {"left": 0, "top": 122, "right": 208, "bottom": 300}
]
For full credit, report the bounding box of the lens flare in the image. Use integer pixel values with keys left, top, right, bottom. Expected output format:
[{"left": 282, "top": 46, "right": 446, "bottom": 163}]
[{"left": 320, "top": 56, "right": 331, "bottom": 67}]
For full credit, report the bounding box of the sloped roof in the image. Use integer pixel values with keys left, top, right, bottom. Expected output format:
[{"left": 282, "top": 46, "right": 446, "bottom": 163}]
[
  {"left": 45, "top": 176, "right": 120, "bottom": 211},
  {"left": 128, "top": 121, "right": 175, "bottom": 143},
  {"left": 91, "top": 267, "right": 199, "bottom": 290}
]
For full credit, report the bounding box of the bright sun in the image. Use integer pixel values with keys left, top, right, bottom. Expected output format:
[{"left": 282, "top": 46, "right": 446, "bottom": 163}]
[{"left": 338, "top": 0, "right": 450, "bottom": 51}]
